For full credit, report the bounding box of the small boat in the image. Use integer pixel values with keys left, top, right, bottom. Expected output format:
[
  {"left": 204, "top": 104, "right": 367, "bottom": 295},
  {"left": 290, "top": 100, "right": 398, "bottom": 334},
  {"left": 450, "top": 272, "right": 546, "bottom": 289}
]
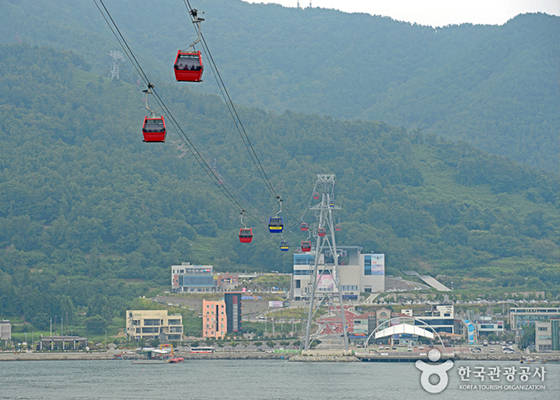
[
  {"left": 520, "top": 357, "right": 545, "bottom": 364},
  {"left": 169, "top": 357, "right": 184, "bottom": 363}
]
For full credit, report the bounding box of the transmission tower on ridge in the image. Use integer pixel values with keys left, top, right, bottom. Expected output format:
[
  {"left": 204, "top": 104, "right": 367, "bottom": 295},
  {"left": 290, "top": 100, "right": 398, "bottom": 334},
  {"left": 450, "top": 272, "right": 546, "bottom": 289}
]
[
  {"left": 303, "top": 174, "right": 349, "bottom": 351},
  {"left": 108, "top": 50, "right": 125, "bottom": 80}
]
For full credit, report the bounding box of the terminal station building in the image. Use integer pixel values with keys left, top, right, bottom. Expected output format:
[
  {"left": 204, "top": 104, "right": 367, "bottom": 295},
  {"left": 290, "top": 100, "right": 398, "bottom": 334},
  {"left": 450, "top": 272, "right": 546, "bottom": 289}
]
[{"left": 291, "top": 246, "right": 385, "bottom": 301}]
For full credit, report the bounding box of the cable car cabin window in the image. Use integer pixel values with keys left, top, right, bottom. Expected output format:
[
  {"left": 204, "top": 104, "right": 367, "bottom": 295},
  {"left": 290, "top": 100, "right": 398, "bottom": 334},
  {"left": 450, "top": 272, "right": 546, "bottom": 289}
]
[
  {"left": 175, "top": 53, "right": 202, "bottom": 71},
  {"left": 142, "top": 117, "right": 166, "bottom": 143},
  {"left": 143, "top": 118, "right": 165, "bottom": 133},
  {"left": 174, "top": 51, "right": 203, "bottom": 82},
  {"left": 268, "top": 217, "right": 283, "bottom": 233}
]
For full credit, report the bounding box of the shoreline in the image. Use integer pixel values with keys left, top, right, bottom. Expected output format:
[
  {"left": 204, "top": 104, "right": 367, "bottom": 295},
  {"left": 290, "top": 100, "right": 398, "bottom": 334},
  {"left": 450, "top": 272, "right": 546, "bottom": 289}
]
[{"left": 1, "top": 350, "right": 558, "bottom": 362}]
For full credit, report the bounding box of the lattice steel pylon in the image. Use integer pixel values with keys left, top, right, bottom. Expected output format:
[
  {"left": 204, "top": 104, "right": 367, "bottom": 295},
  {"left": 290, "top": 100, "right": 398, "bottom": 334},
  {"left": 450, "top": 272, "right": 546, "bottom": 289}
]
[
  {"left": 303, "top": 174, "right": 349, "bottom": 351},
  {"left": 108, "top": 50, "right": 125, "bottom": 80}
]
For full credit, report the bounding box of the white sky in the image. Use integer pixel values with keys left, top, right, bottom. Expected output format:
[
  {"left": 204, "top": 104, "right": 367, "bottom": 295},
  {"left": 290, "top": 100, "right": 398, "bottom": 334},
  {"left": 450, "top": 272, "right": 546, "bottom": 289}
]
[{"left": 242, "top": 0, "right": 560, "bottom": 27}]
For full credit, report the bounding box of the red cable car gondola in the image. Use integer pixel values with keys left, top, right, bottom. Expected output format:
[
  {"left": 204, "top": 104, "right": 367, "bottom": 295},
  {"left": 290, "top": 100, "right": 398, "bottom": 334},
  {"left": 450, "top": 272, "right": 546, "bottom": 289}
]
[
  {"left": 239, "top": 228, "right": 253, "bottom": 243},
  {"left": 301, "top": 241, "right": 311, "bottom": 252},
  {"left": 174, "top": 50, "right": 203, "bottom": 82},
  {"left": 174, "top": 9, "right": 205, "bottom": 83},
  {"left": 142, "top": 116, "right": 166, "bottom": 143},
  {"left": 318, "top": 227, "right": 326, "bottom": 237},
  {"left": 335, "top": 224, "right": 341, "bottom": 231},
  {"left": 313, "top": 192, "right": 320, "bottom": 200},
  {"left": 300, "top": 222, "right": 308, "bottom": 232}
]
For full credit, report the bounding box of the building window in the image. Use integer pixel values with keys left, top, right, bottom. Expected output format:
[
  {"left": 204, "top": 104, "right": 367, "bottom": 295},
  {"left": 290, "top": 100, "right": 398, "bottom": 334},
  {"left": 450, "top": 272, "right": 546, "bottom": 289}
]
[
  {"left": 295, "top": 280, "right": 301, "bottom": 288},
  {"left": 364, "top": 255, "right": 372, "bottom": 275}
]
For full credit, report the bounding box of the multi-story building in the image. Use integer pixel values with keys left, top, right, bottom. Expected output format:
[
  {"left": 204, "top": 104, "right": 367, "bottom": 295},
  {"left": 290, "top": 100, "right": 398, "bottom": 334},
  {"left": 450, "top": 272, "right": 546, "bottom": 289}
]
[
  {"left": 535, "top": 319, "right": 559, "bottom": 352},
  {"left": 126, "top": 310, "right": 183, "bottom": 341},
  {"left": 0, "top": 320, "right": 11, "bottom": 340},
  {"left": 202, "top": 300, "right": 227, "bottom": 338},
  {"left": 509, "top": 307, "right": 560, "bottom": 331},
  {"left": 353, "top": 312, "right": 377, "bottom": 337},
  {"left": 291, "top": 246, "right": 384, "bottom": 301},
  {"left": 225, "top": 293, "right": 242, "bottom": 334},
  {"left": 171, "top": 262, "right": 216, "bottom": 293},
  {"left": 202, "top": 293, "right": 243, "bottom": 338},
  {"left": 402, "top": 304, "right": 455, "bottom": 334},
  {"left": 474, "top": 317, "right": 505, "bottom": 337}
]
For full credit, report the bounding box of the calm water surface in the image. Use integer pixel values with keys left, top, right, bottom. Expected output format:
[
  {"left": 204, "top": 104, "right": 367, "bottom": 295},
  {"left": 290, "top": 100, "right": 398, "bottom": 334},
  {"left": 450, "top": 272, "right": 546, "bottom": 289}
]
[{"left": 0, "top": 359, "right": 558, "bottom": 400}]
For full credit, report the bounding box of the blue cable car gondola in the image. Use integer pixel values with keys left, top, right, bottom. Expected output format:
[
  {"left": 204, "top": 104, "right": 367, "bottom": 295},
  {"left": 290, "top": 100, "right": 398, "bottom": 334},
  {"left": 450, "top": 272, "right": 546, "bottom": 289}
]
[
  {"left": 280, "top": 240, "right": 289, "bottom": 251},
  {"left": 328, "top": 200, "right": 335, "bottom": 208},
  {"left": 268, "top": 217, "right": 283, "bottom": 233}
]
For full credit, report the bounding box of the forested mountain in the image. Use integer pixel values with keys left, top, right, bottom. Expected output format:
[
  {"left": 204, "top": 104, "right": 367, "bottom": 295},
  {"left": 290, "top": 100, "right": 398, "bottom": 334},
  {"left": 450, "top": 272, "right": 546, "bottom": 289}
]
[
  {"left": 1, "top": 0, "right": 558, "bottom": 172},
  {"left": 0, "top": 44, "right": 558, "bottom": 325}
]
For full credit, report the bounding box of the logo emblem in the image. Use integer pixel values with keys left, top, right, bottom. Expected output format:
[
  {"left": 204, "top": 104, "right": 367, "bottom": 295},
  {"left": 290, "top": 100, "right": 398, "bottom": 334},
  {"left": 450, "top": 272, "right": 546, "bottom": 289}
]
[{"left": 415, "top": 349, "right": 454, "bottom": 394}]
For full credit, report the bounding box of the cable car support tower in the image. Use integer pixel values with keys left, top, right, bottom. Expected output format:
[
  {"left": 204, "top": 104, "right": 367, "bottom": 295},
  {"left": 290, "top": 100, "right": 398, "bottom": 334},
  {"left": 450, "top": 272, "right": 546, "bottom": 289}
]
[{"left": 303, "top": 174, "right": 348, "bottom": 351}]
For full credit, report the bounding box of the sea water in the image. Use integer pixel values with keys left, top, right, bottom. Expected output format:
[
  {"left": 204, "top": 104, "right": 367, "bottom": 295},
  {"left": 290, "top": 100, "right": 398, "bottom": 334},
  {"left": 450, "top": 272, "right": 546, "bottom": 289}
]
[{"left": 0, "top": 359, "right": 557, "bottom": 399}]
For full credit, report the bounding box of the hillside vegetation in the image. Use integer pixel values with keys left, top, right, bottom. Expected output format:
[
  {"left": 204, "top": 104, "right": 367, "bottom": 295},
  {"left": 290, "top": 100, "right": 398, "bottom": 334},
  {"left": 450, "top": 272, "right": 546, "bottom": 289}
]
[
  {"left": 0, "top": 44, "right": 558, "bottom": 328},
  {"left": 1, "top": 0, "right": 558, "bottom": 171}
]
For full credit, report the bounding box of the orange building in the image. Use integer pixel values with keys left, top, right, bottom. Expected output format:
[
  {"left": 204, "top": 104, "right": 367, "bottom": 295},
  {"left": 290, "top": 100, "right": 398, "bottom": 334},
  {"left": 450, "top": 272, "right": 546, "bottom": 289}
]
[{"left": 202, "top": 300, "right": 227, "bottom": 338}]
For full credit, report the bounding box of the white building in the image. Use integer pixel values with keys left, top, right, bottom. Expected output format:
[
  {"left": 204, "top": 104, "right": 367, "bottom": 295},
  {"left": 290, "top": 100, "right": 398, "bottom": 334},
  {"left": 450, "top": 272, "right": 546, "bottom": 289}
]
[
  {"left": 474, "top": 317, "right": 505, "bottom": 337},
  {"left": 126, "top": 310, "right": 183, "bottom": 341},
  {"left": 402, "top": 305, "right": 455, "bottom": 334},
  {"left": 291, "top": 246, "right": 384, "bottom": 301},
  {"left": 0, "top": 320, "right": 11, "bottom": 340}
]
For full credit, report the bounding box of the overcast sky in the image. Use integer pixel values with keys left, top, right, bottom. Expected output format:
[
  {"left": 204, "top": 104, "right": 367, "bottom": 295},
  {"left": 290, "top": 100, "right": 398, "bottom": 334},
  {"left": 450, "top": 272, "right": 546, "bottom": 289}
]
[{"left": 242, "top": 0, "right": 560, "bottom": 27}]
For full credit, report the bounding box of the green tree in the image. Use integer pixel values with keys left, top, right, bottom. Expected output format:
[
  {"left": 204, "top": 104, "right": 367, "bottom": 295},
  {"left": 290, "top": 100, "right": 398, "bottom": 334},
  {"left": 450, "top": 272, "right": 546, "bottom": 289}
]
[{"left": 84, "top": 315, "right": 107, "bottom": 335}]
